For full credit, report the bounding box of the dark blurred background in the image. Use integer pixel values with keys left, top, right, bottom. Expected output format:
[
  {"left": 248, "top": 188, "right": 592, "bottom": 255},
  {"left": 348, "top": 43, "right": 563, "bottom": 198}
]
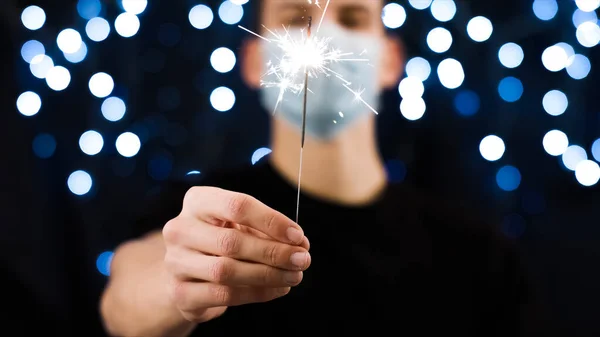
[{"left": 1, "top": 0, "right": 599, "bottom": 335}]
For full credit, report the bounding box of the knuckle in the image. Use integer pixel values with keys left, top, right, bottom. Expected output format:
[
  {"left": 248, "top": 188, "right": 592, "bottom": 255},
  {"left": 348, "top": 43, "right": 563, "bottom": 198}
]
[
  {"left": 216, "top": 230, "right": 241, "bottom": 256},
  {"left": 183, "top": 186, "right": 203, "bottom": 204},
  {"left": 227, "top": 193, "right": 249, "bottom": 218},
  {"left": 162, "top": 218, "right": 183, "bottom": 245},
  {"left": 209, "top": 258, "right": 234, "bottom": 284},
  {"left": 262, "top": 243, "right": 280, "bottom": 266},
  {"left": 210, "top": 285, "right": 233, "bottom": 306}
]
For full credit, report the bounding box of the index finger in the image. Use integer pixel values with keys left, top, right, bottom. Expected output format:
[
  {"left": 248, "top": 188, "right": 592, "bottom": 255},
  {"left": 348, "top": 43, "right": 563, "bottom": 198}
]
[{"left": 183, "top": 187, "right": 305, "bottom": 245}]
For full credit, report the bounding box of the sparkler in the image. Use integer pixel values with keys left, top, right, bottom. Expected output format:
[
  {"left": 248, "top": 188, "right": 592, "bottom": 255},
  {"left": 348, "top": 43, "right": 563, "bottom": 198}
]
[{"left": 238, "top": 0, "right": 379, "bottom": 224}]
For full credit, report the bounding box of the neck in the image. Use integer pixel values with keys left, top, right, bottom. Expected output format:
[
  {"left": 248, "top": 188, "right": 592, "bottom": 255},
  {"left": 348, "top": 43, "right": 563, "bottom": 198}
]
[{"left": 269, "top": 115, "right": 387, "bottom": 206}]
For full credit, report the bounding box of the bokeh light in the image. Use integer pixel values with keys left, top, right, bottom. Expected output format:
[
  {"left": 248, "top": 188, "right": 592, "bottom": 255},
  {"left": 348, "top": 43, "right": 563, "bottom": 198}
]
[
  {"left": 32, "top": 133, "right": 56, "bottom": 159},
  {"left": 496, "top": 165, "right": 521, "bottom": 191},
  {"left": 575, "top": 160, "right": 600, "bottom": 186},
  {"left": 46, "top": 66, "right": 71, "bottom": 91},
  {"left": 566, "top": 54, "right": 591, "bottom": 80},
  {"left": 210, "top": 87, "right": 236, "bottom": 112},
  {"left": 400, "top": 97, "right": 426, "bottom": 121},
  {"left": 218, "top": 0, "right": 244, "bottom": 25},
  {"left": 30, "top": 55, "right": 54, "bottom": 79},
  {"left": 16, "top": 91, "right": 42, "bottom": 117},
  {"left": 542, "top": 45, "right": 569, "bottom": 72},
  {"left": 122, "top": 0, "right": 148, "bottom": 15},
  {"left": 575, "top": 0, "right": 600, "bottom": 12},
  {"left": 532, "top": 0, "right": 558, "bottom": 21},
  {"left": 116, "top": 132, "right": 141, "bottom": 157},
  {"left": 79, "top": 130, "right": 104, "bottom": 156},
  {"left": 230, "top": 0, "right": 249, "bottom": 4},
  {"left": 405, "top": 57, "right": 431, "bottom": 81},
  {"left": 562, "top": 145, "right": 587, "bottom": 171},
  {"left": 498, "top": 43, "right": 524, "bottom": 68},
  {"left": 21, "top": 40, "right": 45, "bottom": 64},
  {"left": 542, "top": 90, "right": 568, "bottom": 116},
  {"left": 64, "top": 42, "right": 88, "bottom": 64},
  {"left": 430, "top": 0, "right": 456, "bottom": 22},
  {"left": 96, "top": 251, "right": 114, "bottom": 276},
  {"left": 572, "top": 9, "right": 598, "bottom": 28},
  {"left": 89, "top": 72, "right": 114, "bottom": 98},
  {"left": 576, "top": 21, "right": 600, "bottom": 48},
  {"left": 77, "top": 0, "right": 101, "bottom": 20},
  {"left": 501, "top": 214, "right": 526, "bottom": 239},
  {"left": 57, "top": 29, "right": 83, "bottom": 54},
  {"left": 453, "top": 90, "right": 480, "bottom": 117},
  {"left": 189, "top": 4, "right": 214, "bottom": 30},
  {"left": 210, "top": 47, "right": 237, "bottom": 73},
  {"left": 115, "top": 12, "right": 140, "bottom": 38},
  {"left": 86, "top": 17, "right": 111, "bottom": 42},
  {"left": 101, "top": 97, "right": 126, "bottom": 122},
  {"left": 382, "top": 3, "right": 407, "bottom": 29},
  {"left": 409, "top": 0, "right": 433, "bottom": 10},
  {"left": 543, "top": 130, "right": 569, "bottom": 156},
  {"left": 467, "top": 16, "right": 493, "bottom": 42},
  {"left": 252, "top": 147, "right": 272, "bottom": 165},
  {"left": 498, "top": 77, "right": 523, "bottom": 102},
  {"left": 67, "top": 170, "right": 93, "bottom": 196},
  {"left": 592, "top": 139, "right": 600, "bottom": 162},
  {"left": 21, "top": 5, "right": 46, "bottom": 30},
  {"left": 480, "top": 135, "right": 505, "bottom": 162},
  {"left": 427, "top": 27, "right": 453, "bottom": 53},
  {"left": 385, "top": 159, "right": 407, "bottom": 183},
  {"left": 437, "top": 58, "right": 464, "bottom": 89},
  {"left": 398, "top": 76, "right": 425, "bottom": 98}
]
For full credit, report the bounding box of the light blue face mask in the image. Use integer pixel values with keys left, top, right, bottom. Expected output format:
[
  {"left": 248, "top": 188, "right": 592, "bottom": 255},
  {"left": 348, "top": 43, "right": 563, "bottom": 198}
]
[{"left": 258, "top": 22, "right": 383, "bottom": 140}]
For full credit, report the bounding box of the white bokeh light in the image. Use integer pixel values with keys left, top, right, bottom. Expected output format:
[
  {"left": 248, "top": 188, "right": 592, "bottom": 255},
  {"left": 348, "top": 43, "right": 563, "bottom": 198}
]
[
  {"left": 252, "top": 147, "right": 272, "bottom": 165},
  {"left": 21, "top": 40, "right": 45, "bottom": 64},
  {"left": 30, "top": 55, "right": 54, "bottom": 79},
  {"left": 64, "top": 42, "right": 88, "bottom": 63},
  {"left": 398, "top": 76, "right": 425, "bottom": 98},
  {"left": 437, "top": 58, "right": 464, "bottom": 89},
  {"left": 68, "top": 170, "right": 93, "bottom": 196},
  {"left": 427, "top": 27, "right": 453, "bottom": 53},
  {"left": 430, "top": 0, "right": 456, "bottom": 22},
  {"left": 562, "top": 145, "right": 587, "bottom": 171},
  {"left": 16, "top": 91, "right": 42, "bottom": 117},
  {"left": 101, "top": 97, "right": 126, "bottom": 122},
  {"left": 532, "top": 0, "right": 558, "bottom": 21},
  {"left": 116, "top": 132, "right": 141, "bottom": 157},
  {"left": 218, "top": 0, "right": 244, "bottom": 25},
  {"left": 230, "top": 0, "right": 249, "bottom": 4},
  {"left": 21, "top": 5, "right": 46, "bottom": 30},
  {"left": 115, "top": 12, "right": 140, "bottom": 38},
  {"left": 467, "top": 16, "right": 493, "bottom": 42},
  {"left": 382, "top": 3, "right": 407, "bottom": 29},
  {"left": 554, "top": 42, "right": 575, "bottom": 65},
  {"left": 576, "top": 21, "right": 600, "bottom": 48},
  {"left": 89, "top": 72, "right": 114, "bottom": 98},
  {"left": 575, "top": 0, "right": 600, "bottom": 12},
  {"left": 46, "top": 66, "right": 71, "bottom": 91},
  {"left": 122, "top": 0, "right": 148, "bottom": 15},
  {"left": 542, "top": 90, "right": 568, "bottom": 116},
  {"left": 86, "top": 17, "right": 111, "bottom": 42},
  {"left": 57, "top": 29, "right": 83, "bottom": 54},
  {"left": 575, "top": 160, "right": 600, "bottom": 186},
  {"left": 189, "top": 4, "right": 214, "bottom": 29},
  {"left": 572, "top": 9, "right": 598, "bottom": 28},
  {"left": 210, "top": 47, "right": 237, "bottom": 73},
  {"left": 409, "top": 0, "right": 433, "bottom": 10},
  {"left": 79, "top": 130, "right": 104, "bottom": 155},
  {"left": 541, "top": 45, "right": 569, "bottom": 72},
  {"left": 400, "top": 97, "right": 426, "bottom": 121},
  {"left": 405, "top": 57, "right": 431, "bottom": 81},
  {"left": 210, "top": 87, "right": 236, "bottom": 112},
  {"left": 498, "top": 43, "right": 524, "bottom": 68},
  {"left": 566, "top": 54, "right": 591, "bottom": 80},
  {"left": 480, "top": 135, "right": 505, "bottom": 162},
  {"left": 543, "top": 130, "right": 569, "bottom": 156}
]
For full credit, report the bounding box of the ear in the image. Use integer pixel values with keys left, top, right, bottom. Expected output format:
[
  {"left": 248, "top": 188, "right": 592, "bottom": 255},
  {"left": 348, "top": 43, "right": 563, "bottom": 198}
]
[
  {"left": 379, "top": 35, "right": 405, "bottom": 90},
  {"left": 241, "top": 38, "right": 263, "bottom": 89}
]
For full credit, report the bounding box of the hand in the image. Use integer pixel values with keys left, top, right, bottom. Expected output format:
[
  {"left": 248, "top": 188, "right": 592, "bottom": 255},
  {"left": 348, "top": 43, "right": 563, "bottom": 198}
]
[{"left": 162, "top": 186, "right": 311, "bottom": 323}]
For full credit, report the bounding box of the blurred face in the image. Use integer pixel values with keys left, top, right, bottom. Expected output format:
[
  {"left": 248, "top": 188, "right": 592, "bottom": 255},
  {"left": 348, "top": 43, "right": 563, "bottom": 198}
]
[{"left": 242, "top": 0, "right": 403, "bottom": 91}]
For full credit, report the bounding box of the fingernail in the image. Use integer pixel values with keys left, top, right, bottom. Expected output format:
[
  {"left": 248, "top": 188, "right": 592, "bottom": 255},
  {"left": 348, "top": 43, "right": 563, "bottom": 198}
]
[
  {"left": 286, "top": 227, "right": 304, "bottom": 244},
  {"left": 290, "top": 252, "right": 309, "bottom": 269},
  {"left": 284, "top": 271, "right": 302, "bottom": 285}
]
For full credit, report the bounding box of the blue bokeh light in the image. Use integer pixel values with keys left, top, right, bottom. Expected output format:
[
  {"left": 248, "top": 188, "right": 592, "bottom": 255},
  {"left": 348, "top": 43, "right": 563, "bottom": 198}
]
[
  {"left": 591, "top": 139, "right": 600, "bottom": 162},
  {"left": 64, "top": 42, "right": 88, "bottom": 63},
  {"left": 21, "top": 40, "right": 45, "bottom": 64},
  {"left": 148, "top": 155, "right": 173, "bottom": 181},
  {"left": 86, "top": 17, "right": 111, "bottom": 42},
  {"left": 572, "top": 9, "right": 598, "bottom": 28},
  {"left": 385, "top": 159, "right": 407, "bottom": 183},
  {"left": 252, "top": 147, "right": 272, "bottom": 165},
  {"left": 496, "top": 165, "right": 521, "bottom": 191},
  {"left": 532, "top": 0, "right": 558, "bottom": 21},
  {"left": 566, "top": 54, "right": 591, "bottom": 80},
  {"left": 218, "top": 1, "right": 244, "bottom": 25},
  {"left": 453, "top": 90, "right": 480, "bottom": 116},
  {"left": 498, "top": 77, "right": 523, "bottom": 102},
  {"left": 77, "top": 0, "right": 102, "bottom": 20},
  {"left": 101, "top": 97, "right": 127, "bottom": 122},
  {"left": 96, "top": 251, "right": 114, "bottom": 276},
  {"left": 32, "top": 133, "right": 56, "bottom": 159}
]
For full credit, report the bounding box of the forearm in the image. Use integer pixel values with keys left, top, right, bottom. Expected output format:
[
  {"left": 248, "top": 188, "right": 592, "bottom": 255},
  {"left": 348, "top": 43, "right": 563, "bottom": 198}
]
[{"left": 100, "top": 232, "right": 197, "bottom": 337}]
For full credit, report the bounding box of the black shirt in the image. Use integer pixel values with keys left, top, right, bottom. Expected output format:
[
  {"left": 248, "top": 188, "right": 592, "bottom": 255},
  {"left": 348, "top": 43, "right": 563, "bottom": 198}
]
[{"left": 135, "top": 159, "right": 551, "bottom": 336}]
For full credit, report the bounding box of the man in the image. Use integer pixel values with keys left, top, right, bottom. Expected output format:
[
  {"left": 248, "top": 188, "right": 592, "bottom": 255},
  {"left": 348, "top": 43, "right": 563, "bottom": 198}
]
[{"left": 100, "top": 0, "right": 550, "bottom": 336}]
